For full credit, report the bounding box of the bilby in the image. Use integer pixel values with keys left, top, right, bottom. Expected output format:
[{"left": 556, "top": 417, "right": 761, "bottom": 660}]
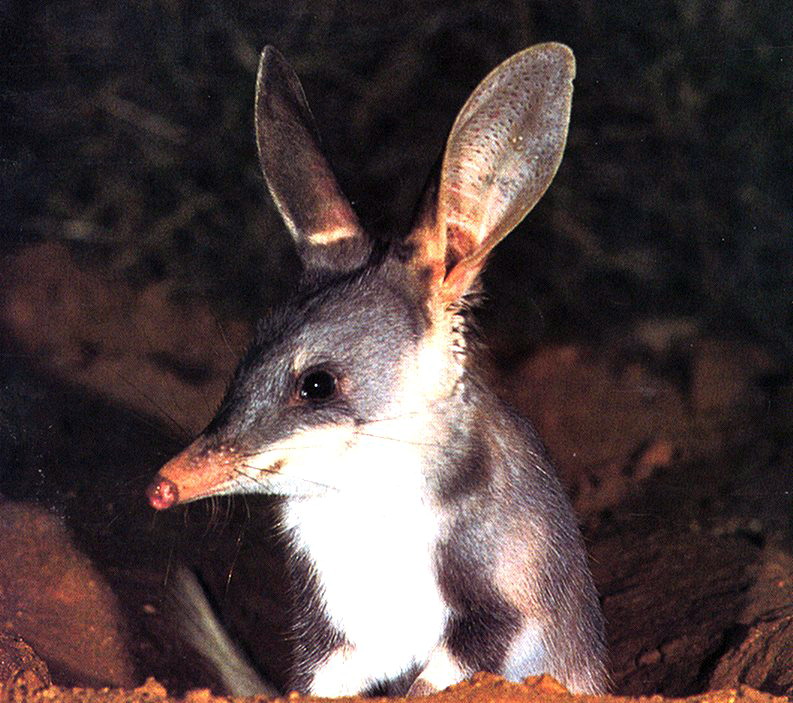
[{"left": 147, "top": 43, "right": 607, "bottom": 696}]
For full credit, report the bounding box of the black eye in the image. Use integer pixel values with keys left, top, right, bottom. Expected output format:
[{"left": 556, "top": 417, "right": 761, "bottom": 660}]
[{"left": 298, "top": 370, "right": 337, "bottom": 402}]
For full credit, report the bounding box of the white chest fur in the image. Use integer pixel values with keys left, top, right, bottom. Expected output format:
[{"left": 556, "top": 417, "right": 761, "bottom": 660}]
[{"left": 281, "top": 430, "right": 448, "bottom": 690}]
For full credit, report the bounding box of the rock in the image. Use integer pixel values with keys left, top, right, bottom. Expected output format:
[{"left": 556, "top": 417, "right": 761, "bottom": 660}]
[
  {"left": 0, "top": 242, "right": 250, "bottom": 435},
  {"left": 0, "top": 501, "right": 136, "bottom": 688},
  {"left": 709, "top": 607, "right": 793, "bottom": 696},
  {"left": 592, "top": 527, "right": 761, "bottom": 696},
  {"left": 0, "top": 635, "right": 51, "bottom": 694},
  {"left": 690, "top": 340, "right": 773, "bottom": 417},
  {"left": 506, "top": 344, "right": 688, "bottom": 516},
  {"left": 2, "top": 676, "right": 791, "bottom": 703}
]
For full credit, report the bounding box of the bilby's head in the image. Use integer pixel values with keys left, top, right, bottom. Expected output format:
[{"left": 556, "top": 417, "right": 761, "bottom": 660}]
[{"left": 147, "top": 43, "right": 574, "bottom": 509}]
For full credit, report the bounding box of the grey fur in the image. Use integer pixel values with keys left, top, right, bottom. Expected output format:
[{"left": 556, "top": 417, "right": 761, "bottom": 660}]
[{"left": 148, "top": 42, "right": 607, "bottom": 696}]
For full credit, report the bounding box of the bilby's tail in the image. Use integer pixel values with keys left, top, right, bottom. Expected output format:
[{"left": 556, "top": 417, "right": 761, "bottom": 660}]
[{"left": 170, "top": 566, "right": 278, "bottom": 697}]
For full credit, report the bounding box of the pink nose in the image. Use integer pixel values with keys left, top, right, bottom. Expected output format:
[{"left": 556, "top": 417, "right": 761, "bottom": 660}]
[{"left": 146, "top": 477, "right": 179, "bottom": 510}]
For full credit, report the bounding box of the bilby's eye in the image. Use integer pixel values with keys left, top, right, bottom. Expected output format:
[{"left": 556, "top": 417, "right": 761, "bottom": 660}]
[{"left": 297, "top": 369, "right": 337, "bottom": 402}]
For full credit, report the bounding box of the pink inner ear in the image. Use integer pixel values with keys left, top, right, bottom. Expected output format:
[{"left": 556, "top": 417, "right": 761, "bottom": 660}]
[
  {"left": 404, "top": 44, "right": 574, "bottom": 305},
  {"left": 445, "top": 222, "right": 479, "bottom": 270}
]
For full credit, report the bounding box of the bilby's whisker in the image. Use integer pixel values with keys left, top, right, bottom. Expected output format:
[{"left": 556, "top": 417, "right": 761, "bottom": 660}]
[
  {"left": 351, "top": 429, "right": 452, "bottom": 450},
  {"left": 232, "top": 463, "right": 339, "bottom": 492}
]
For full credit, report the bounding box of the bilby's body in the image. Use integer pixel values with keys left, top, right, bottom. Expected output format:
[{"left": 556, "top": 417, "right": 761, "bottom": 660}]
[{"left": 148, "top": 43, "right": 607, "bottom": 696}]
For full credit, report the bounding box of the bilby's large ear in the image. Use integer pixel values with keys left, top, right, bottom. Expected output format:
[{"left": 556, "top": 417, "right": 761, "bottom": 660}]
[
  {"left": 256, "top": 46, "right": 369, "bottom": 273},
  {"left": 407, "top": 43, "right": 575, "bottom": 303}
]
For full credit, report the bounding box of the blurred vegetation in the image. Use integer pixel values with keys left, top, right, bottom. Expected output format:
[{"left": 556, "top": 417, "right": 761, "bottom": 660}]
[{"left": 2, "top": 1, "right": 792, "bottom": 355}]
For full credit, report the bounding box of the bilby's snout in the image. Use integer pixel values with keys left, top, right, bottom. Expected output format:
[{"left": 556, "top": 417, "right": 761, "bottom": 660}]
[
  {"left": 146, "top": 475, "right": 179, "bottom": 510},
  {"left": 146, "top": 442, "right": 251, "bottom": 509}
]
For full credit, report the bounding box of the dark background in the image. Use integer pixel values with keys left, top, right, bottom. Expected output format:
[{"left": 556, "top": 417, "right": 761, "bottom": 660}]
[{"left": 3, "top": 0, "right": 792, "bottom": 357}]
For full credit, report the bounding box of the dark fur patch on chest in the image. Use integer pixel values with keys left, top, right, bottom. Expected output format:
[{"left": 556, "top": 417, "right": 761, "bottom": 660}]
[
  {"left": 435, "top": 517, "right": 522, "bottom": 673},
  {"left": 283, "top": 547, "right": 346, "bottom": 692}
]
